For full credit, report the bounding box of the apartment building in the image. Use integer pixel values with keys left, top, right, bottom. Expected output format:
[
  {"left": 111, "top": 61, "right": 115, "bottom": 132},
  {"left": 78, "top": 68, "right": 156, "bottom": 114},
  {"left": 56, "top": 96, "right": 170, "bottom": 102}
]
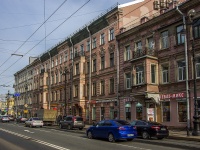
[
  {"left": 14, "top": 0, "right": 159, "bottom": 122},
  {"left": 117, "top": 0, "right": 200, "bottom": 127}
]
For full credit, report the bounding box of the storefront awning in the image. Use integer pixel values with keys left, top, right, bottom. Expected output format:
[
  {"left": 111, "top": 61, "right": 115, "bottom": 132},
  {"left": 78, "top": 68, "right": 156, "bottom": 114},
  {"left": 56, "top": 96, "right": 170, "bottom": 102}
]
[{"left": 146, "top": 93, "right": 160, "bottom": 105}]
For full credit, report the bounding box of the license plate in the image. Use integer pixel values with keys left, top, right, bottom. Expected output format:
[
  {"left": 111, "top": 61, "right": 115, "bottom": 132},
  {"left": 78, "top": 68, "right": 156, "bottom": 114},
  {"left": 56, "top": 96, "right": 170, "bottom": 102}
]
[
  {"left": 161, "top": 128, "right": 166, "bottom": 130},
  {"left": 127, "top": 134, "right": 134, "bottom": 137}
]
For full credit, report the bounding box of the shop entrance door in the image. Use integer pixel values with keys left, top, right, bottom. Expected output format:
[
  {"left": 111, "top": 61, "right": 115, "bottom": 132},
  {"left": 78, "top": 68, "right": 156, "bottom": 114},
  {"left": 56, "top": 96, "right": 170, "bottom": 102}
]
[{"left": 146, "top": 103, "right": 156, "bottom": 122}]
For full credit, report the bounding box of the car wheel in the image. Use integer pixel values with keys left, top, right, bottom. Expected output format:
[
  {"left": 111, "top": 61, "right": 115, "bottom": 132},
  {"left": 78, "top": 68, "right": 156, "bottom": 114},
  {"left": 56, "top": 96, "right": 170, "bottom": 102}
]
[
  {"left": 87, "top": 131, "right": 93, "bottom": 139},
  {"left": 30, "top": 124, "right": 33, "bottom": 128},
  {"left": 157, "top": 137, "right": 164, "bottom": 140},
  {"left": 127, "top": 138, "right": 134, "bottom": 141},
  {"left": 40, "top": 126, "right": 43, "bottom": 128},
  {"left": 108, "top": 133, "right": 115, "bottom": 142},
  {"left": 79, "top": 127, "right": 83, "bottom": 130},
  {"left": 24, "top": 124, "right": 27, "bottom": 127},
  {"left": 67, "top": 124, "right": 72, "bottom": 130},
  {"left": 142, "top": 131, "right": 150, "bottom": 139},
  {"left": 59, "top": 124, "right": 63, "bottom": 129}
]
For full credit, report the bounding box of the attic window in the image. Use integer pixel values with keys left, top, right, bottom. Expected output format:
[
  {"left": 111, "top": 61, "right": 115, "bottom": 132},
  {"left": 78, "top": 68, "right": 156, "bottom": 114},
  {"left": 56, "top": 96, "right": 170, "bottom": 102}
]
[{"left": 140, "top": 17, "right": 149, "bottom": 24}]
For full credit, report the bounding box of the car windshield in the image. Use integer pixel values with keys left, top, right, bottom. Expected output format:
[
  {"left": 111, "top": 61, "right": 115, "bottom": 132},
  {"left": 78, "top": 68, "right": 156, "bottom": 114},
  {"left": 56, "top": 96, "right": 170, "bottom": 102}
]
[
  {"left": 115, "top": 120, "right": 130, "bottom": 126},
  {"left": 32, "top": 118, "right": 41, "bottom": 120},
  {"left": 75, "top": 117, "right": 83, "bottom": 121},
  {"left": 148, "top": 121, "right": 162, "bottom": 125}
]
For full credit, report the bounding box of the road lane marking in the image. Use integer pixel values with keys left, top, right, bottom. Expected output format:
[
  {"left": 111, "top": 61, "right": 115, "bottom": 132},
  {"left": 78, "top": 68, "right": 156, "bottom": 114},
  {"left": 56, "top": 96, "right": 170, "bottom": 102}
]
[
  {"left": 24, "top": 130, "right": 34, "bottom": 133},
  {"left": 0, "top": 128, "right": 70, "bottom": 150}
]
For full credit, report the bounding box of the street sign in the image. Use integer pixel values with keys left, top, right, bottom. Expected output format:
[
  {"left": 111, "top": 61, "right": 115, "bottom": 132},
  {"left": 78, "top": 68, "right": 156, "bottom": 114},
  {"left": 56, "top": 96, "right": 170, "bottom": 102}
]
[
  {"left": 24, "top": 104, "right": 28, "bottom": 108},
  {"left": 24, "top": 109, "right": 28, "bottom": 113},
  {"left": 14, "top": 93, "right": 20, "bottom": 97}
]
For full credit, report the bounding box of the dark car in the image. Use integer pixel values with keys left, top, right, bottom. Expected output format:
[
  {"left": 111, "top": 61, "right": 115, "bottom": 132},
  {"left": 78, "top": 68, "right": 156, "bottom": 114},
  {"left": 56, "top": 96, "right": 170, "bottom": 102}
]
[
  {"left": 16, "top": 116, "right": 28, "bottom": 123},
  {"left": 59, "top": 115, "right": 84, "bottom": 130},
  {"left": 86, "top": 119, "right": 137, "bottom": 142},
  {"left": 130, "top": 120, "right": 169, "bottom": 140}
]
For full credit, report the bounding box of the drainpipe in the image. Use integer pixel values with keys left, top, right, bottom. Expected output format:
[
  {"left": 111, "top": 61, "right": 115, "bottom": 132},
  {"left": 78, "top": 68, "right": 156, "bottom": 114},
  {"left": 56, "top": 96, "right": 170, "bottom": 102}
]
[
  {"left": 87, "top": 26, "right": 92, "bottom": 124},
  {"left": 70, "top": 38, "right": 74, "bottom": 115},
  {"left": 176, "top": 6, "right": 190, "bottom": 136},
  {"left": 116, "top": 40, "right": 120, "bottom": 119},
  {"left": 48, "top": 51, "right": 51, "bottom": 110}
]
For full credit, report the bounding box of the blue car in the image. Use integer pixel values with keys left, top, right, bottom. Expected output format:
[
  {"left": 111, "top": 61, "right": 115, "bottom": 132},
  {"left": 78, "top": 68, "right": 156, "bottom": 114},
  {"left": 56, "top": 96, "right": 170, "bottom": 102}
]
[{"left": 86, "top": 119, "right": 137, "bottom": 142}]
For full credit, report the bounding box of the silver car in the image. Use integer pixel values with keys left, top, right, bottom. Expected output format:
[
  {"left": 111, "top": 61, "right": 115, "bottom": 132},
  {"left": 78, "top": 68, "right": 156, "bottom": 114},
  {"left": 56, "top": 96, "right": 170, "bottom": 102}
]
[
  {"left": 25, "top": 117, "right": 43, "bottom": 128},
  {"left": 0, "top": 116, "right": 10, "bottom": 122}
]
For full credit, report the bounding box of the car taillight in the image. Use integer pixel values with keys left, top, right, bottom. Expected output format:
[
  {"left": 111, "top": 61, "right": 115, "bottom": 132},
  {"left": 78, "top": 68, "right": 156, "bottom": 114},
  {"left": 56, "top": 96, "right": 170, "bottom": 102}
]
[
  {"left": 132, "top": 126, "right": 137, "bottom": 130},
  {"left": 151, "top": 126, "right": 160, "bottom": 130},
  {"left": 118, "top": 126, "right": 126, "bottom": 130},
  {"left": 73, "top": 118, "right": 77, "bottom": 121}
]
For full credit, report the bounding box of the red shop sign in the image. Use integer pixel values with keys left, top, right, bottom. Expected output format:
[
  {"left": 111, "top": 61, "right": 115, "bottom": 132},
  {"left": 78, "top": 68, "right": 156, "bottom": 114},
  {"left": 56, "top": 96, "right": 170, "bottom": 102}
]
[{"left": 160, "top": 92, "right": 185, "bottom": 100}]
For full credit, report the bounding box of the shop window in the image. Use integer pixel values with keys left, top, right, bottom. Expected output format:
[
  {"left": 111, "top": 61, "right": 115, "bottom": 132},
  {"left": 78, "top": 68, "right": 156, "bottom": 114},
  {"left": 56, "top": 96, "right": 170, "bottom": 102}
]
[
  {"left": 162, "top": 101, "right": 170, "bottom": 122},
  {"left": 136, "top": 103, "right": 143, "bottom": 120},
  {"left": 110, "top": 107, "right": 114, "bottom": 119},
  {"left": 101, "top": 107, "right": 105, "bottom": 120},
  {"left": 178, "top": 101, "right": 187, "bottom": 122},
  {"left": 92, "top": 107, "right": 96, "bottom": 121},
  {"left": 125, "top": 102, "right": 131, "bottom": 120}
]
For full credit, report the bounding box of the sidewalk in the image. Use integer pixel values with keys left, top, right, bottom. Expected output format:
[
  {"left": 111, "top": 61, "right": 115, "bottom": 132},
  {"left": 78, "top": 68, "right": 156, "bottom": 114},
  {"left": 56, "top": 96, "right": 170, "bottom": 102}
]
[{"left": 45, "top": 124, "right": 200, "bottom": 141}]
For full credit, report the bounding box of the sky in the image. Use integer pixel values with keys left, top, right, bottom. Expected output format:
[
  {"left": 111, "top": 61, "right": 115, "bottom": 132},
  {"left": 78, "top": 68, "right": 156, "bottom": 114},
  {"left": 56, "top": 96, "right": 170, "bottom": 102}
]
[{"left": 0, "top": 0, "right": 134, "bottom": 96}]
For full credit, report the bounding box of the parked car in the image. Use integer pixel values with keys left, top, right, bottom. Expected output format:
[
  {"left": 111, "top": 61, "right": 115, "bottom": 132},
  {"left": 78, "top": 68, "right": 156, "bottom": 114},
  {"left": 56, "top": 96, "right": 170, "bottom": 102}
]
[
  {"left": 16, "top": 116, "right": 28, "bottom": 123},
  {"left": 86, "top": 119, "right": 137, "bottom": 142},
  {"left": 25, "top": 117, "right": 43, "bottom": 128},
  {"left": 0, "top": 115, "right": 10, "bottom": 122},
  {"left": 8, "top": 115, "right": 14, "bottom": 121},
  {"left": 59, "top": 115, "right": 84, "bottom": 130},
  {"left": 130, "top": 120, "right": 169, "bottom": 140}
]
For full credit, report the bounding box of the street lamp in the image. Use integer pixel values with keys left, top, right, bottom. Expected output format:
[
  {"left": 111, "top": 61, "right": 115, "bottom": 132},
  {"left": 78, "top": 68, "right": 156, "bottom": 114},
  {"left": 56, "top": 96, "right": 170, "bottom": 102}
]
[
  {"left": 188, "top": 9, "right": 200, "bottom": 136},
  {"left": 62, "top": 67, "right": 68, "bottom": 115}
]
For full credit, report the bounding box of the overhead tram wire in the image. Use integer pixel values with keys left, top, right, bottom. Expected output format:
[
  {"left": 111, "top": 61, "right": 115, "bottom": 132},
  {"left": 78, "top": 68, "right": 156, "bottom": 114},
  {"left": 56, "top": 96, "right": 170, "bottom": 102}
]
[
  {"left": 0, "top": 0, "right": 91, "bottom": 77},
  {"left": 0, "top": 0, "right": 68, "bottom": 69}
]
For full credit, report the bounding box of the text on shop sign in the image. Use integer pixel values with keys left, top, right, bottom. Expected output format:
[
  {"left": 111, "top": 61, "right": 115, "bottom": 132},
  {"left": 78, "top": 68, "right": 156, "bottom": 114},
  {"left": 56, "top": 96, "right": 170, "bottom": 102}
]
[{"left": 160, "top": 93, "right": 185, "bottom": 100}]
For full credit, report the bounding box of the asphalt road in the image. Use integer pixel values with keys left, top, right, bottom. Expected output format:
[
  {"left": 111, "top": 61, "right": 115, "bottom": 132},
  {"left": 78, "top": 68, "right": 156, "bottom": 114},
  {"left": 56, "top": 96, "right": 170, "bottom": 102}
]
[{"left": 0, "top": 122, "right": 200, "bottom": 150}]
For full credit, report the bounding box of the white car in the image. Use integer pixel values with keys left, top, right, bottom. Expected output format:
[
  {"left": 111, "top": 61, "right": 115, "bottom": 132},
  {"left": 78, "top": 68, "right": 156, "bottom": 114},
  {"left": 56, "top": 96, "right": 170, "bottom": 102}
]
[
  {"left": 0, "top": 116, "right": 10, "bottom": 122},
  {"left": 25, "top": 117, "right": 43, "bottom": 128}
]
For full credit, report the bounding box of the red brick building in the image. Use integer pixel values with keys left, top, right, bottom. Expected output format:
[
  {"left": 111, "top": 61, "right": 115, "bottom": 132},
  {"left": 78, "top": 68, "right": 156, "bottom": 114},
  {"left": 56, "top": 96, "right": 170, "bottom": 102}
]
[{"left": 117, "top": 0, "right": 200, "bottom": 128}]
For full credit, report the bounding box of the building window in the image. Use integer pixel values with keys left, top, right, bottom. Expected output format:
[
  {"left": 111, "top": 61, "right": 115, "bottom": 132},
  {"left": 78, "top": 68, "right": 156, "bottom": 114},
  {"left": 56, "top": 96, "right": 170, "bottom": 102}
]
[
  {"left": 92, "top": 82, "right": 96, "bottom": 96},
  {"left": 101, "top": 56, "right": 105, "bottom": 69},
  {"left": 74, "top": 85, "right": 78, "bottom": 97},
  {"left": 162, "top": 101, "right": 170, "bottom": 122},
  {"left": 55, "top": 58, "right": 58, "bottom": 66},
  {"left": 100, "top": 80, "right": 105, "bottom": 95},
  {"left": 162, "top": 66, "right": 169, "bottom": 83},
  {"left": 125, "top": 73, "right": 131, "bottom": 89},
  {"left": 151, "top": 64, "right": 156, "bottom": 83},
  {"left": 110, "top": 52, "right": 114, "bottom": 67},
  {"left": 56, "top": 74, "right": 58, "bottom": 83},
  {"left": 92, "top": 38, "right": 97, "bottom": 49},
  {"left": 178, "top": 101, "right": 187, "bottom": 122},
  {"left": 125, "top": 102, "right": 131, "bottom": 120},
  {"left": 147, "top": 36, "right": 154, "bottom": 50},
  {"left": 110, "top": 78, "right": 114, "bottom": 93},
  {"left": 65, "top": 52, "right": 68, "bottom": 62},
  {"left": 193, "top": 18, "right": 200, "bottom": 39},
  {"left": 87, "top": 83, "right": 89, "bottom": 97},
  {"left": 125, "top": 45, "right": 131, "bottom": 61},
  {"left": 100, "top": 33, "right": 105, "bottom": 45},
  {"left": 60, "top": 55, "right": 62, "bottom": 64},
  {"left": 87, "top": 40, "right": 90, "bottom": 51},
  {"left": 93, "top": 59, "right": 96, "bottom": 72},
  {"left": 135, "top": 41, "right": 142, "bottom": 55},
  {"left": 109, "top": 28, "right": 114, "bottom": 41},
  {"left": 110, "top": 107, "right": 114, "bottom": 119},
  {"left": 74, "top": 47, "right": 78, "bottom": 57},
  {"left": 136, "top": 66, "right": 144, "bottom": 85},
  {"left": 52, "top": 75, "right": 54, "bottom": 84},
  {"left": 196, "top": 57, "right": 200, "bottom": 78},
  {"left": 87, "top": 62, "right": 90, "bottom": 74},
  {"left": 177, "top": 60, "right": 186, "bottom": 81},
  {"left": 92, "top": 107, "right": 96, "bottom": 120},
  {"left": 51, "top": 60, "right": 54, "bottom": 68},
  {"left": 176, "top": 25, "right": 185, "bottom": 45},
  {"left": 80, "top": 44, "right": 84, "bottom": 55},
  {"left": 75, "top": 63, "right": 79, "bottom": 75},
  {"left": 59, "top": 72, "right": 62, "bottom": 82},
  {"left": 161, "top": 30, "right": 169, "bottom": 49}
]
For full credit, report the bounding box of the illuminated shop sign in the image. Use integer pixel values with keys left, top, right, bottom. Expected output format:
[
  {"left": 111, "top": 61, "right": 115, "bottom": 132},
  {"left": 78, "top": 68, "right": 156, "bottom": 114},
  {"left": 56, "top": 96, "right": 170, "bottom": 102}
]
[{"left": 160, "top": 92, "right": 185, "bottom": 100}]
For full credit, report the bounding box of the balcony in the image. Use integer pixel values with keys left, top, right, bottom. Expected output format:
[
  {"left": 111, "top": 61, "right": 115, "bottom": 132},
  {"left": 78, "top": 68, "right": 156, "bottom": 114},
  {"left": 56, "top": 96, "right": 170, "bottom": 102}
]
[
  {"left": 133, "top": 48, "right": 156, "bottom": 59},
  {"left": 74, "top": 51, "right": 85, "bottom": 58}
]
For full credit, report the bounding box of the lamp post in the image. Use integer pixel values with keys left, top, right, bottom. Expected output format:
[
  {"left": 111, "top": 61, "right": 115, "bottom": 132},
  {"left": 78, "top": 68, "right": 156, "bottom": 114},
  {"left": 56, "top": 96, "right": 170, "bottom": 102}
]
[
  {"left": 188, "top": 9, "right": 200, "bottom": 136},
  {"left": 62, "top": 67, "right": 68, "bottom": 115}
]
